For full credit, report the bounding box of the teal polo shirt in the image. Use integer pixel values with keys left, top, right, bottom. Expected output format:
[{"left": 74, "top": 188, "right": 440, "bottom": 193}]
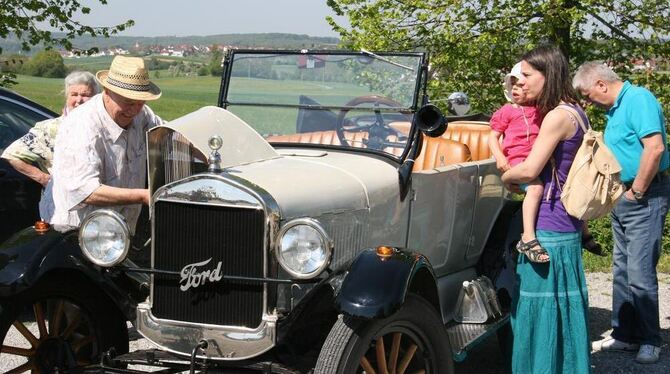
[{"left": 604, "top": 81, "right": 669, "bottom": 183}]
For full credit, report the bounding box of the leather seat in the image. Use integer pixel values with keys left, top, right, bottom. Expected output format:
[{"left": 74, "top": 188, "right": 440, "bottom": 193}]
[
  {"left": 441, "top": 121, "right": 491, "bottom": 161},
  {"left": 389, "top": 120, "right": 492, "bottom": 161},
  {"left": 267, "top": 130, "right": 471, "bottom": 171},
  {"left": 267, "top": 131, "right": 368, "bottom": 146},
  {"left": 413, "top": 137, "right": 471, "bottom": 171}
]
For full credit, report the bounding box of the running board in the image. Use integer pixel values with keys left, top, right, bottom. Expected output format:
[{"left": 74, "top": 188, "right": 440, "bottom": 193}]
[
  {"left": 86, "top": 348, "right": 301, "bottom": 374},
  {"left": 446, "top": 314, "right": 510, "bottom": 362}
]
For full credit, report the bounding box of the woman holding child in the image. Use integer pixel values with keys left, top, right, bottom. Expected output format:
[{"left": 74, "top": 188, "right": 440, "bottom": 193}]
[{"left": 500, "top": 45, "right": 591, "bottom": 373}]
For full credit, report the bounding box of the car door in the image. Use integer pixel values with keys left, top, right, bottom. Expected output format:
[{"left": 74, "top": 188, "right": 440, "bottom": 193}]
[{"left": 0, "top": 92, "right": 55, "bottom": 243}]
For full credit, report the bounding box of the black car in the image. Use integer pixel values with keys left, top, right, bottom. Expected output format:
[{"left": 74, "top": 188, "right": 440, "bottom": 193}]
[{"left": 0, "top": 88, "right": 57, "bottom": 243}]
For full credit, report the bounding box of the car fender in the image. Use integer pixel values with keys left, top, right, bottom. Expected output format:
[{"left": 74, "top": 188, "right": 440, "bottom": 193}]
[
  {"left": 0, "top": 227, "right": 139, "bottom": 319},
  {"left": 333, "top": 248, "right": 439, "bottom": 319}
]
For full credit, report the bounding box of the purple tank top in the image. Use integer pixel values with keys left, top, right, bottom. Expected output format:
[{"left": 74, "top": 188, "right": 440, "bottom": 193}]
[{"left": 536, "top": 104, "right": 585, "bottom": 232}]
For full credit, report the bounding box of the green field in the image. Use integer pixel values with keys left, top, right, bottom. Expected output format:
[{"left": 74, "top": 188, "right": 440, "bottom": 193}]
[{"left": 11, "top": 74, "right": 220, "bottom": 121}]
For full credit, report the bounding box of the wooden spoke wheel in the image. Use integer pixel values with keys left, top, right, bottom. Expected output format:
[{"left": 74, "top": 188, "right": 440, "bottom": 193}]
[
  {"left": 315, "top": 294, "right": 454, "bottom": 374},
  {"left": 0, "top": 279, "right": 128, "bottom": 373}
]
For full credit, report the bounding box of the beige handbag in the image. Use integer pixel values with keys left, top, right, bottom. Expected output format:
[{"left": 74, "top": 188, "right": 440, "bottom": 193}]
[{"left": 551, "top": 104, "right": 625, "bottom": 220}]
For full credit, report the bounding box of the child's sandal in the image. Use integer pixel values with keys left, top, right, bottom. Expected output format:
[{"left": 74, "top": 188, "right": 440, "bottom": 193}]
[
  {"left": 582, "top": 233, "right": 605, "bottom": 257},
  {"left": 516, "top": 238, "right": 550, "bottom": 263}
]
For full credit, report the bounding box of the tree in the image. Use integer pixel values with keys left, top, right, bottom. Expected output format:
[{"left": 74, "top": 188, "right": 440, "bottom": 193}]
[
  {"left": 0, "top": 0, "right": 133, "bottom": 86},
  {"left": 22, "top": 49, "right": 66, "bottom": 78},
  {"left": 209, "top": 46, "right": 223, "bottom": 77},
  {"left": 197, "top": 65, "right": 209, "bottom": 76},
  {"left": 326, "top": 0, "right": 670, "bottom": 120}
]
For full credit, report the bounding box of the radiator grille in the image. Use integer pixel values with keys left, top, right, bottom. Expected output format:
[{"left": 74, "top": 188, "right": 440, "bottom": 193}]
[{"left": 152, "top": 200, "right": 265, "bottom": 327}]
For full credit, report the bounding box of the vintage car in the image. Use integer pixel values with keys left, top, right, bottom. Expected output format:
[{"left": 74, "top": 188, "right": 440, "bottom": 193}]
[{"left": 0, "top": 50, "right": 520, "bottom": 373}]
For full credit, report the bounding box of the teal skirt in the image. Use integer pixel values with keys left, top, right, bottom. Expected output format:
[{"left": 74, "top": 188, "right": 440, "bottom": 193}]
[{"left": 511, "top": 230, "right": 591, "bottom": 374}]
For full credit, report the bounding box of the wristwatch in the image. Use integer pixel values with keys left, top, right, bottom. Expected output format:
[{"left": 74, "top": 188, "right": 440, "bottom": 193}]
[{"left": 630, "top": 188, "right": 644, "bottom": 200}]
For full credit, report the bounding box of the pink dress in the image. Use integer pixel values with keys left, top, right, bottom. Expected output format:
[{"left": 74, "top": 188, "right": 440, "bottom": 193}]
[{"left": 489, "top": 104, "right": 542, "bottom": 166}]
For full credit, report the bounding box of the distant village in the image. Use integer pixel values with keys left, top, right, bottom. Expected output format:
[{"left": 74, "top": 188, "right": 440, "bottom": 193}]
[
  {"left": 55, "top": 43, "right": 663, "bottom": 73},
  {"left": 59, "top": 42, "right": 231, "bottom": 58}
]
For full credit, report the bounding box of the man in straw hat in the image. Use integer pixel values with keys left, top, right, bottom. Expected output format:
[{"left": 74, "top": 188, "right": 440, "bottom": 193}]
[{"left": 42, "top": 55, "right": 164, "bottom": 233}]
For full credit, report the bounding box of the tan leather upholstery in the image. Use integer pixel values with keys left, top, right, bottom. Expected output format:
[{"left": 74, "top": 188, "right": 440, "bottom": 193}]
[
  {"left": 267, "top": 130, "right": 471, "bottom": 171},
  {"left": 413, "top": 137, "right": 471, "bottom": 171},
  {"left": 442, "top": 121, "right": 491, "bottom": 161},
  {"left": 267, "top": 131, "right": 368, "bottom": 146},
  {"left": 389, "top": 121, "right": 411, "bottom": 134},
  {"left": 389, "top": 120, "right": 492, "bottom": 161}
]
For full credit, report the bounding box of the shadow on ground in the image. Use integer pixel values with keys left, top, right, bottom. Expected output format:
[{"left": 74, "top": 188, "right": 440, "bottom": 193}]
[{"left": 589, "top": 306, "right": 669, "bottom": 374}]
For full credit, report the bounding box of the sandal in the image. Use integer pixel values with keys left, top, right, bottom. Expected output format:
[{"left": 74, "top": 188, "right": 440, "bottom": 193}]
[
  {"left": 582, "top": 233, "right": 605, "bottom": 257},
  {"left": 516, "top": 238, "right": 550, "bottom": 263}
]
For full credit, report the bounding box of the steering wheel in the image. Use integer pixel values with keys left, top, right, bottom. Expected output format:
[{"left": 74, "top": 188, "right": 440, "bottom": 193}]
[{"left": 335, "top": 95, "right": 410, "bottom": 150}]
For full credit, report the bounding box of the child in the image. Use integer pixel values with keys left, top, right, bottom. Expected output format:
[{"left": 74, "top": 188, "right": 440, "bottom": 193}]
[{"left": 488, "top": 62, "right": 549, "bottom": 263}]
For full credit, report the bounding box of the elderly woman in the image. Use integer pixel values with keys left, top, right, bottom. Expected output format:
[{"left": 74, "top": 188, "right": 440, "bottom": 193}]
[
  {"left": 501, "top": 45, "right": 591, "bottom": 373},
  {"left": 1, "top": 71, "right": 99, "bottom": 187}
]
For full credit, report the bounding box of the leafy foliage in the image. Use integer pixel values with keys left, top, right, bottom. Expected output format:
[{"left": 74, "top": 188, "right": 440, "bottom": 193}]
[
  {"left": 0, "top": 0, "right": 133, "bottom": 86},
  {"left": 21, "top": 49, "right": 66, "bottom": 78},
  {"left": 326, "top": 0, "right": 670, "bottom": 115},
  {"left": 208, "top": 47, "right": 223, "bottom": 77}
]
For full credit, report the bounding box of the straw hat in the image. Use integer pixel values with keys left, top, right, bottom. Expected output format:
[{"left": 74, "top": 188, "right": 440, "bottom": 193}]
[
  {"left": 503, "top": 62, "right": 523, "bottom": 102},
  {"left": 96, "top": 56, "right": 161, "bottom": 101}
]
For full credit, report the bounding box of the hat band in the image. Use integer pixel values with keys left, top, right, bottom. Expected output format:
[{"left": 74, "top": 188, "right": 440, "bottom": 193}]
[{"left": 106, "top": 76, "right": 151, "bottom": 92}]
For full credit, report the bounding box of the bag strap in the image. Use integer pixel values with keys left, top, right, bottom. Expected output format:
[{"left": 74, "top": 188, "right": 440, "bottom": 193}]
[
  {"left": 545, "top": 104, "right": 588, "bottom": 201},
  {"left": 556, "top": 104, "right": 590, "bottom": 134},
  {"left": 546, "top": 157, "right": 562, "bottom": 201}
]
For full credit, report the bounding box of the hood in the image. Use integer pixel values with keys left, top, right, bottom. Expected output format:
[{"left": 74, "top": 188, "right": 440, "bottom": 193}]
[
  {"left": 150, "top": 106, "right": 402, "bottom": 219},
  {"left": 228, "top": 149, "right": 399, "bottom": 219}
]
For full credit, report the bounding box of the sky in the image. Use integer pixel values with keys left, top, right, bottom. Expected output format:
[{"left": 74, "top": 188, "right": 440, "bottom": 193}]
[{"left": 77, "top": 0, "right": 347, "bottom": 37}]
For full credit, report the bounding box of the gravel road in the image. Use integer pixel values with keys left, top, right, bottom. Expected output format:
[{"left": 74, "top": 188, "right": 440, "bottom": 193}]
[
  {"left": 456, "top": 272, "right": 670, "bottom": 374},
  {"left": 2, "top": 272, "right": 668, "bottom": 373}
]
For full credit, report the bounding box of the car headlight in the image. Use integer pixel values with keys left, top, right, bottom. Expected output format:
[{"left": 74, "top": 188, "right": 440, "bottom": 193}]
[
  {"left": 79, "top": 209, "right": 130, "bottom": 267},
  {"left": 276, "top": 218, "right": 333, "bottom": 279}
]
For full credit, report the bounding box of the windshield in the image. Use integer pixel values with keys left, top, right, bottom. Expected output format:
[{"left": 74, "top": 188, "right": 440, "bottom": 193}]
[{"left": 220, "top": 50, "right": 425, "bottom": 158}]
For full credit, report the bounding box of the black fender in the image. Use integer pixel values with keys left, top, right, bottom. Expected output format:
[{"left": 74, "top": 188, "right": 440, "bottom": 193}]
[
  {"left": 333, "top": 248, "right": 439, "bottom": 319},
  {"left": 0, "top": 226, "right": 144, "bottom": 320}
]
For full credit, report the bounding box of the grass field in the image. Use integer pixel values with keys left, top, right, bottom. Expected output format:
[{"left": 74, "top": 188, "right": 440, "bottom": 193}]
[{"left": 11, "top": 74, "right": 221, "bottom": 121}]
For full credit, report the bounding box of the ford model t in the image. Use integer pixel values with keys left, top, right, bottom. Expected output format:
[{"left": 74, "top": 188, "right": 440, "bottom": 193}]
[{"left": 0, "top": 50, "right": 520, "bottom": 373}]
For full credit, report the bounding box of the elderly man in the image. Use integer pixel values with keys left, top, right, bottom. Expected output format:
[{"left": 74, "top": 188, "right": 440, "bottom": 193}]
[
  {"left": 43, "top": 55, "right": 163, "bottom": 234},
  {"left": 573, "top": 62, "right": 669, "bottom": 364}
]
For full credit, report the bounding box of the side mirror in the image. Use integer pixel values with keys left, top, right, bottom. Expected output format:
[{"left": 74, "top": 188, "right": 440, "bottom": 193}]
[
  {"left": 414, "top": 104, "right": 447, "bottom": 137},
  {"left": 447, "top": 92, "right": 471, "bottom": 116}
]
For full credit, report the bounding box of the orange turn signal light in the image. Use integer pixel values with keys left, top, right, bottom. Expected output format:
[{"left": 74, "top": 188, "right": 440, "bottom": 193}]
[
  {"left": 376, "top": 246, "right": 395, "bottom": 258},
  {"left": 34, "top": 220, "right": 50, "bottom": 234}
]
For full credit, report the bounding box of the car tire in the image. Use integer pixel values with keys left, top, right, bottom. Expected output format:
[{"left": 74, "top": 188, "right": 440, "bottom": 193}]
[
  {"left": 0, "top": 278, "right": 128, "bottom": 372},
  {"left": 314, "top": 294, "right": 454, "bottom": 374}
]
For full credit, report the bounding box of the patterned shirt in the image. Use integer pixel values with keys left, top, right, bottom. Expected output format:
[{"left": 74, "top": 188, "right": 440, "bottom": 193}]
[
  {"left": 1, "top": 116, "right": 63, "bottom": 173},
  {"left": 41, "top": 94, "right": 163, "bottom": 232}
]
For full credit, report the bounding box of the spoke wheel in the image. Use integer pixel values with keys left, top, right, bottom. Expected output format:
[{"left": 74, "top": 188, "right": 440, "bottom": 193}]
[
  {"left": 315, "top": 294, "right": 454, "bottom": 374},
  {"left": 0, "top": 278, "right": 128, "bottom": 373},
  {"left": 360, "top": 328, "right": 428, "bottom": 374}
]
